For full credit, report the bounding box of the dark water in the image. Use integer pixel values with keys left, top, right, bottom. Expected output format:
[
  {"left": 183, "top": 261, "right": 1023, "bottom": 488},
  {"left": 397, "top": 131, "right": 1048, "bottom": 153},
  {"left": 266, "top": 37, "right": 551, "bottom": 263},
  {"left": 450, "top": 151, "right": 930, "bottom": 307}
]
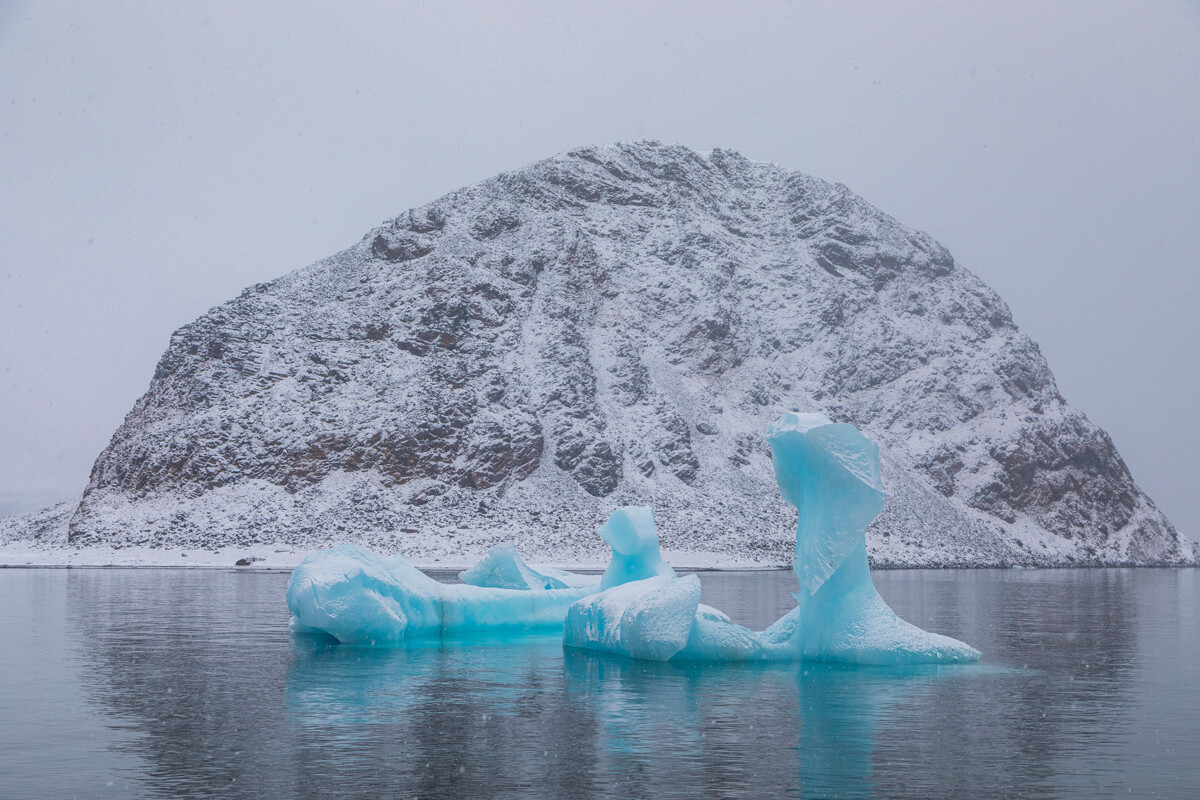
[{"left": 1, "top": 567, "right": 1197, "bottom": 799}]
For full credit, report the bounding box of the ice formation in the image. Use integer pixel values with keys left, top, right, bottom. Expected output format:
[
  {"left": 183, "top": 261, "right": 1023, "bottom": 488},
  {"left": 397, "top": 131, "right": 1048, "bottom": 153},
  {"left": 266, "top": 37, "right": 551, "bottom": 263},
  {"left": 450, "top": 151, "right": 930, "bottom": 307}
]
[
  {"left": 597, "top": 507, "right": 676, "bottom": 590},
  {"left": 458, "top": 542, "right": 597, "bottom": 590},
  {"left": 289, "top": 413, "right": 979, "bottom": 663},
  {"left": 286, "top": 544, "right": 594, "bottom": 644},
  {"left": 287, "top": 508, "right": 662, "bottom": 642},
  {"left": 562, "top": 413, "right": 982, "bottom": 664}
]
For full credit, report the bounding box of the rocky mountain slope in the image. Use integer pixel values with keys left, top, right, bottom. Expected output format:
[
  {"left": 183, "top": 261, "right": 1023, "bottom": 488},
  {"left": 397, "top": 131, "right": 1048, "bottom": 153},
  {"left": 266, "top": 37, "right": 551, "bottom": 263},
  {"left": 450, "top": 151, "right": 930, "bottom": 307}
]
[{"left": 8, "top": 142, "right": 1192, "bottom": 565}]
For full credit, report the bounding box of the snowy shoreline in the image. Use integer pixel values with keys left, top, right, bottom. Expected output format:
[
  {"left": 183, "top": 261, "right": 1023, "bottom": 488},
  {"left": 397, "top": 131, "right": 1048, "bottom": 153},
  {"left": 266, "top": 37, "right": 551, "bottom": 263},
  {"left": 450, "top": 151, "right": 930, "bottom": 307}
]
[
  {"left": 3, "top": 543, "right": 1194, "bottom": 571},
  {"left": 4, "top": 502, "right": 1195, "bottom": 571},
  {"left": 0, "top": 543, "right": 787, "bottom": 572}
]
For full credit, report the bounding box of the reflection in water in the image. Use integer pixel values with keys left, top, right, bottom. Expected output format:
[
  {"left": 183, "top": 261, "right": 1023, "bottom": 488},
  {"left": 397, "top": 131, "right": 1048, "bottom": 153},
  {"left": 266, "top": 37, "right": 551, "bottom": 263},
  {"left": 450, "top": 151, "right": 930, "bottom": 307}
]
[
  {"left": 44, "top": 567, "right": 1200, "bottom": 799},
  {"left": 65, "top": 570, "right": 296, "bottom": 798},
  {"left": 284, "top": 636, "right": 951, "bottom": 799}
]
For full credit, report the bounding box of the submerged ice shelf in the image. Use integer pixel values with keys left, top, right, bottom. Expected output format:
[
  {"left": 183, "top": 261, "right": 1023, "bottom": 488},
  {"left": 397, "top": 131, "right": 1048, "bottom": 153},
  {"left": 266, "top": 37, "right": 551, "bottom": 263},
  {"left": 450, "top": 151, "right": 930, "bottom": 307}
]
[{"left": 287, "top": 413, "right": 980, "bottom": 664}]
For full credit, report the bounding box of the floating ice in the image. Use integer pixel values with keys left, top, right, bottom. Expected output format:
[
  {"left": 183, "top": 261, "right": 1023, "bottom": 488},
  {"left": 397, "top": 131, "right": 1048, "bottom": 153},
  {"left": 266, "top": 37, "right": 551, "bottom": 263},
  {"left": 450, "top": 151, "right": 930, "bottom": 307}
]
[
  {"left": 563, "top": 413, "right": 981, "bottom": 665},
  {"left": 564, "top": 575, "right": 700, "bottom": 661},
  {"left": 458, "top": 542, "right": 599, "bottom": 590},
  {"left": 289, "top": 518, "right": 612, "bottom": 642},
  {"left": 597, "top": 506, "right": 676, "bottom": 590},
  {"left": 286, "top": 544, "right": 593, "bottom": 644},
  {"left": 289, "top": 414, "right": 979, "bottom": 664}
]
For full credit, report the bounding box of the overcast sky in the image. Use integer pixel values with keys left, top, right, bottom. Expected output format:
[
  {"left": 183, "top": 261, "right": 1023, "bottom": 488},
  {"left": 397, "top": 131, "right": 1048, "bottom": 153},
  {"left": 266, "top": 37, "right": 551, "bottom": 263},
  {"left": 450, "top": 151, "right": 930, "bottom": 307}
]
[{"left": 1, "top": 1, "right": 1197, "bottom": 537}]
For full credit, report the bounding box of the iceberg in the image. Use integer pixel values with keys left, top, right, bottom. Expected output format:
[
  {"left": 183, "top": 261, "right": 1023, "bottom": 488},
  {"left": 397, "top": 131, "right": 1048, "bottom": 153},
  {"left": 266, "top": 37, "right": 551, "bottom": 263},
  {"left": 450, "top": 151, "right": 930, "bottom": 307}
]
[
  {"left": 287, "top": 508, "right": 662, "bottom": 643},
  {"left": 458, "top": 542, "right": 598, "bottom": 590},
  {"left": 288, "top": 413, "right": 979, "bottom": 664},
  {"left": 286, "top": 544, "right": 594, "bottom": 644},
  {"left": 564, "top": 574, "right": 701, "bottom": 661},
  {"left": 563, "top": 413, "right": 981, "bottom": 665},
  {"left": 597, "top": 506, "right": 676, "bottom": 590}
]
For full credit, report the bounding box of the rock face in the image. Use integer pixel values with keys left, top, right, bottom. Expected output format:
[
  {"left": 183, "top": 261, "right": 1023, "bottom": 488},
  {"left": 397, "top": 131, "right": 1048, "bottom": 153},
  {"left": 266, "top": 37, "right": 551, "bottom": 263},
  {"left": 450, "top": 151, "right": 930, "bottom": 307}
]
[{"left": 57, "top": 142, "right": 1193, "bottom": 565}]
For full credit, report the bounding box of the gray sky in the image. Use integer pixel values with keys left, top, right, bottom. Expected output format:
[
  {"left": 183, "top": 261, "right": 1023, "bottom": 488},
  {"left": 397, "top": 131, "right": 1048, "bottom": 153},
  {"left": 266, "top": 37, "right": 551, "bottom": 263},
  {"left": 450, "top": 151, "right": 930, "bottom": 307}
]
[{"left": 2, "top": 1, "right": 1197, "bottom": 538}]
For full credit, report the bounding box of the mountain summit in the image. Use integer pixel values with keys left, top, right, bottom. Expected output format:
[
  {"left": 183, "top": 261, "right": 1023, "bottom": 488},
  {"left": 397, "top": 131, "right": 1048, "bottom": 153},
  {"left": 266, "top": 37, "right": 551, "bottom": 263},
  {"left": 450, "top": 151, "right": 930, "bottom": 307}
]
[{"left": 54, "top": 142, "right": 1193, "bottom": 565}]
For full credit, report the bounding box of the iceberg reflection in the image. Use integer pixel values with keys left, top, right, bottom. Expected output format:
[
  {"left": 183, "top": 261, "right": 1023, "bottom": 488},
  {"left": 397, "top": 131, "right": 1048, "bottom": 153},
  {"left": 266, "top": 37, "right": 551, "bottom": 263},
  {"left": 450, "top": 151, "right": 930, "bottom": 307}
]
[{"left": 285, "top": 633, "right": 977, "bottom": 798}]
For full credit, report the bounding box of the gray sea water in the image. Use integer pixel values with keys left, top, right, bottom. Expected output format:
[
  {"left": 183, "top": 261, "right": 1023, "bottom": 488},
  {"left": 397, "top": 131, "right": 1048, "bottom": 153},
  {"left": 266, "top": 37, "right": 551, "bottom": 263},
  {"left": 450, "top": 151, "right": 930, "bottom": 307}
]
[{"left": 0, "top": 566, "right": 1197, "bottom": 799}]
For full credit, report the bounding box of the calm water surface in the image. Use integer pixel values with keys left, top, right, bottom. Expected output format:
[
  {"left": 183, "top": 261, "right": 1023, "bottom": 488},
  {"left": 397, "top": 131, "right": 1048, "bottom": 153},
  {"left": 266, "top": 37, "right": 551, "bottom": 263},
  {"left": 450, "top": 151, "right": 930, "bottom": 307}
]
[{"left": 1, "top": 567, "right": 1197, "bottom": 799}]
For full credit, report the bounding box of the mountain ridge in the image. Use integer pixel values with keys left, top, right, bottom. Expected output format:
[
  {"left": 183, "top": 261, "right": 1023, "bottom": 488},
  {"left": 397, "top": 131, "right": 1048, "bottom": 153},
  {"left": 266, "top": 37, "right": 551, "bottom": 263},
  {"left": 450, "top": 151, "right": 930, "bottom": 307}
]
[{"left": 4, "top": 141, "right": 1193, "bottom": 566}]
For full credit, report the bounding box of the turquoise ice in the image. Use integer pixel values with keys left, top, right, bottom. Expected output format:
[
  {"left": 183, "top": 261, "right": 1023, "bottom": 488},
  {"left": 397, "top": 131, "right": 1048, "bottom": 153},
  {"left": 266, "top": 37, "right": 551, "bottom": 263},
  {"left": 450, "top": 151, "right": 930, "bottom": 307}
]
[
  {"left": 286, "top": 511, "right": 638, "bottom": 643},
  {"left": 562, "top": 413, "right": 981, "bottom": 664},
  {"left": 596, "top": 506, "right": 676, "bottom": 590},
  {"left": 286, "top": 544, "right": 594, "bottom": 644},
  {"left": 458, "top": 542, "right": 598, "bottom": 590},
  {"left": 288, "top": 413, "right": 980, "bottom": 664}
]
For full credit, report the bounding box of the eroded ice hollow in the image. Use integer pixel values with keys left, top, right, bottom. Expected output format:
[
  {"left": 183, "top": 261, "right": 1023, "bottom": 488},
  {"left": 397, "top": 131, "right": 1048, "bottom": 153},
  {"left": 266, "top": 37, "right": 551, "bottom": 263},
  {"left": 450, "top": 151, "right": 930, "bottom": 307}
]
[
  {"left": 287, "top": 413, "right": 979, "bottom": 664},
  {"left": 562, "top": 413, "right": 981, "bottom": 665}
]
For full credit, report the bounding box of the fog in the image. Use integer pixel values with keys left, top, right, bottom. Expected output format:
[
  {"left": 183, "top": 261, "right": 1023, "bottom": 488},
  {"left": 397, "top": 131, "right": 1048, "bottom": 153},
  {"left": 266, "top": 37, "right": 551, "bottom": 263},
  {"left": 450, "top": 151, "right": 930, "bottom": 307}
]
[{"left": 1, "top": 1, "right": 1196, "bottom": 537}]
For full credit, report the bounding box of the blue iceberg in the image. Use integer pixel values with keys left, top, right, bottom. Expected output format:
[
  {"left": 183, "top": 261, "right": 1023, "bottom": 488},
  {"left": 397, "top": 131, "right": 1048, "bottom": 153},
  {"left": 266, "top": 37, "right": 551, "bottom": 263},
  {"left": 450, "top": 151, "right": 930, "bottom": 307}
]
[
  {"left": 287, "top": 507, "right": 663, "bottom": 643},
  {"left": 288, "top": 412, "right": 979, "bottom": 664},
  {"left": 458, "top": 542, "right": 598, "bottom": 590},
  {"left": 562, "top": 413, "right": 981, "bottom": 665},
  {"left": 597, "top": 506, "right": 676, "bottom": 590},
  {"left": 286, "top": 544, "right": 594, "bottom": 644}
]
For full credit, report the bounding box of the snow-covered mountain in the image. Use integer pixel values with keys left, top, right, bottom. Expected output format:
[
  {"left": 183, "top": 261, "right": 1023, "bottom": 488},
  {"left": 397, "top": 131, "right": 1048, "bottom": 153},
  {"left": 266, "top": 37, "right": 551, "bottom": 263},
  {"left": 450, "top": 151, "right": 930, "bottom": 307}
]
[{"left": 7, "top": 142, "right": 1192, "bottom": 566}]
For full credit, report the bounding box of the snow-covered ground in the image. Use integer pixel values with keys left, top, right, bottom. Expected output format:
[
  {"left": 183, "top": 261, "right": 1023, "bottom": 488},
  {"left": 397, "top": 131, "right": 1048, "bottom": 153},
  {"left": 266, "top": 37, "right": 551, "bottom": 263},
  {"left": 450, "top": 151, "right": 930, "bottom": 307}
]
[
  {"left": 0, "top": 541, "right": 777, "bottom": 572},
  {"left": 0, "top": 501, "right": 778, "bottom": 570}
]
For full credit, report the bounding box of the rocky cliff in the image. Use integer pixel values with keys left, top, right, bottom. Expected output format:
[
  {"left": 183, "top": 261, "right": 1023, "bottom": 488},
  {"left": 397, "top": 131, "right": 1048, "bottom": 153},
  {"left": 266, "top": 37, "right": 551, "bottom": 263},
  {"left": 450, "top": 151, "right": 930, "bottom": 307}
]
[{"left": 34, "top": 142, "right": 1193, "bottom": 565}]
